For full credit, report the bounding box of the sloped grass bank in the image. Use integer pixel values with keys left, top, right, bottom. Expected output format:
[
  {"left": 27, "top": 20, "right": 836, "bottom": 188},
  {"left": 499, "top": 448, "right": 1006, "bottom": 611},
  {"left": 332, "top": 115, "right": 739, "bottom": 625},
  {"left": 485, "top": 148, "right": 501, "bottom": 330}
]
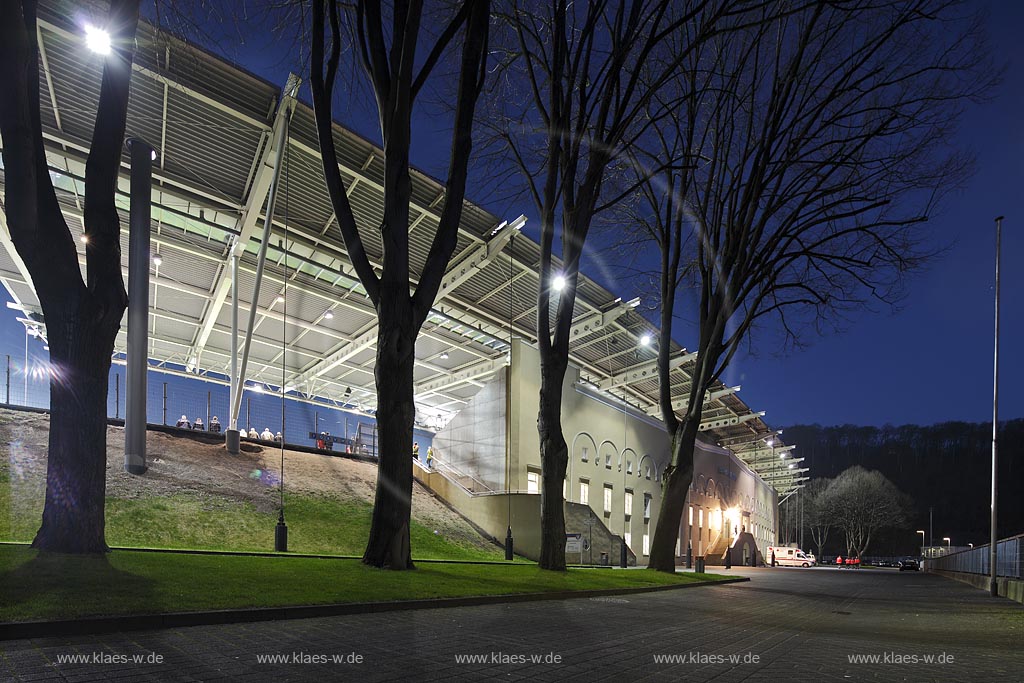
[
  {"left": 0, "top": 545, "right": 730, "bottom": 623},
  {"left": 1, "top": 479, "right": 504, "bottom": 561}
]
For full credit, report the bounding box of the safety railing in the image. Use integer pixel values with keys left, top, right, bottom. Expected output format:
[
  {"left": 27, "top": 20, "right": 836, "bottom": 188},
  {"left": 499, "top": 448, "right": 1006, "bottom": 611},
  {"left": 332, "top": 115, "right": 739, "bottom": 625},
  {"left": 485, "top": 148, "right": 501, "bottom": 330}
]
[{"left": 927, "top": 533, "right": 1024, "bottom": 579}]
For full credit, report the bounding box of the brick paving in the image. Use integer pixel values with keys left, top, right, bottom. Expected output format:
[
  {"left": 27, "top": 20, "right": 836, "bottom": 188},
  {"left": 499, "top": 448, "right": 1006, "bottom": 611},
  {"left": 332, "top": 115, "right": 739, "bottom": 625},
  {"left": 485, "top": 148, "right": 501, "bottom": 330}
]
[{"left": 1, "top": 567, "right": 1022, "bottom": 682}]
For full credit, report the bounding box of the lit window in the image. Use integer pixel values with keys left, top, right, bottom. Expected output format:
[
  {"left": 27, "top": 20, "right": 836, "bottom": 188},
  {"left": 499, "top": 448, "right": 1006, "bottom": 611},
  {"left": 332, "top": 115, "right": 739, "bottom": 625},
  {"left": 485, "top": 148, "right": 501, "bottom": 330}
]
[
  {"left": 698, "top": 508, "right": 704, "bottom": 528},
  {"left": 527, "top": 468, "right": 540, "bottom": 494},
  {"left": 643, "top": 493, "right": 652, "bottom": 520},
  {"left": 688, "top": 505, "right": 694, "bottom": 526},
  {"left": 579, "top": 480, "right": 589, "bottom": 505},
  {"left": 624, "top": 490, "right": 633, "bottom": 517},
  {"left": 643, "top": 532, "right": 650, "bottom": 555},
  {"left": 563, "top": 478, "right": 567, "bottom": 499},
  {"left": 603, "top": 485, "right": 613, "bottom": 513}
]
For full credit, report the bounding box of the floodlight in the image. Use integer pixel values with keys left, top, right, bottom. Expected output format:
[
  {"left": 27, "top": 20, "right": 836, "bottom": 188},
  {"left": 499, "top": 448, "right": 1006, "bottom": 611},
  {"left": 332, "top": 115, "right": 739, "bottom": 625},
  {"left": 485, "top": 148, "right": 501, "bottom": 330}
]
[
  {"left": 84, "top": 24, "right": 111, "bottom": 55},
  {"left": 552, "top": 275, "right": 566, "bottom": 292}
]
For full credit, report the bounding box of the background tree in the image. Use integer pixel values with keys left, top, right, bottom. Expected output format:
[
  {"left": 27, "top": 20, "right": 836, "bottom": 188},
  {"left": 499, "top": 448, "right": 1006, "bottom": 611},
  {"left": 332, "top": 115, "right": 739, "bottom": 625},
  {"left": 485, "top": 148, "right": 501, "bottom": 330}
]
[
  {"left": 827, "top": 466, "right": 909, "bottom": 560},
  {"left": 626, "top": 0, "right": 994, "bottom": 571},
  {"left": 0, "top": 0, "right": 141, "bottom": 553},
  {"left": 490, "top": 0, "right": 735, "bottom": 571},
  {"left": 803, "top": 477, "right": 835, "bottom": 561},
  {"left": 309, "top": 0, "right": 490, "bottom": 569}
]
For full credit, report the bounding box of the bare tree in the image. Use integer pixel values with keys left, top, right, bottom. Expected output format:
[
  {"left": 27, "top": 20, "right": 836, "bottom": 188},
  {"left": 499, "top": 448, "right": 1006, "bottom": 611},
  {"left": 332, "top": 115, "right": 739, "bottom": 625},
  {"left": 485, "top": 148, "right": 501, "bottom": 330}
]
[
  {"left": 803, "top": 477, "right": 834, "bottom": 560},
  {"left": 827, "top": 466, "right": 908, "bottom": 560},
  {"left": 629, "top": 0, "right": 993, "bottom": 571},
  {"left": 308, "top": 0, "right": 490, "bottom": 569},
  {"left": 490, "top": 0, "right": 739, "bottom": 571},
  {"left": 0, "top": 0, "right": 140, "bottom": 553}
]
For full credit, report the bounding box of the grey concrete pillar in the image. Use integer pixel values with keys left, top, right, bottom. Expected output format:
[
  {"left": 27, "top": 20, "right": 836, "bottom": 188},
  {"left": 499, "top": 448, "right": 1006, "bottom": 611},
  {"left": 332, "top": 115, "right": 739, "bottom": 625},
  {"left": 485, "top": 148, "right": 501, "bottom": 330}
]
[{"left": 124, "top": 139, "right": 153, "bottom": 475}]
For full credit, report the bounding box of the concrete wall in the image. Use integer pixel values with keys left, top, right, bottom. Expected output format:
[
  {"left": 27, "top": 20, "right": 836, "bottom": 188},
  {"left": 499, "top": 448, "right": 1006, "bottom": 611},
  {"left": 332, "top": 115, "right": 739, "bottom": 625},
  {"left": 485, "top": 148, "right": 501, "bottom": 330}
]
[
  {"left": 509, "top": 339, "right": 669, "bottom": 561},
  {"left": 422, "top": 338, "right": 778, "bottom": 565},
  {"left": 680, "top": 438, "right": 779, "bottom": 563},
  {"left": 930, "top": 569, "right": 1024, "bottom": 605}
]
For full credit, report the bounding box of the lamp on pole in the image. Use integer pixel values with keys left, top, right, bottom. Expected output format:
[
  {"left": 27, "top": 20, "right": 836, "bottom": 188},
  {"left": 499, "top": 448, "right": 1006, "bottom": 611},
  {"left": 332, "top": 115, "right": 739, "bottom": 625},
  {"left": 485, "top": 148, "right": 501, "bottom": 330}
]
[
  {"left": 917, "top": 530, "right": 925, "bottom": 556},
  {"left": 943, "top": 537, "right": 951, "bottom": 550},
  {"left": 990, "top": 215, "right": 1003, "bottom": 597}
]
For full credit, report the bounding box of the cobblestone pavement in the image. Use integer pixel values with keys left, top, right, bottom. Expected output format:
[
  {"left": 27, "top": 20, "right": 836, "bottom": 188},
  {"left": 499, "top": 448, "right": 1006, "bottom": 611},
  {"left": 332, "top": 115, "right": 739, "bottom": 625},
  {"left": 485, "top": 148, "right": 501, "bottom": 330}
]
[{"left": 2, "top": 567, "right": 1022, "bottom": 682}]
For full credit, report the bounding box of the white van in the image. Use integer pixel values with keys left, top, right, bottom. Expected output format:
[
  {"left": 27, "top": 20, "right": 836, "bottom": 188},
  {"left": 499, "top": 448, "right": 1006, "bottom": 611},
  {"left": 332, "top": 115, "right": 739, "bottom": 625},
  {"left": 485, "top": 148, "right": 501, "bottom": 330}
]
[{"left": 767, "top": 546, "right": 815, "bottom": 567}]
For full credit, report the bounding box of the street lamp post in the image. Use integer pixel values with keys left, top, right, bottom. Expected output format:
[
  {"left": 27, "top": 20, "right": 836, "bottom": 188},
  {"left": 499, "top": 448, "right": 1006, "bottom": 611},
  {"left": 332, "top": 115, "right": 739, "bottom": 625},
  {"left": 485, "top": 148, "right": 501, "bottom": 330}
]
[
  {"left": 917, "top": 530, "right": 925, "bottom": 556},
  {"left": 943, "top": 537, "right": 951, "bottom": 552},
  {"left": 990, "top": 215, "right": 1003, "bottom": 597}
]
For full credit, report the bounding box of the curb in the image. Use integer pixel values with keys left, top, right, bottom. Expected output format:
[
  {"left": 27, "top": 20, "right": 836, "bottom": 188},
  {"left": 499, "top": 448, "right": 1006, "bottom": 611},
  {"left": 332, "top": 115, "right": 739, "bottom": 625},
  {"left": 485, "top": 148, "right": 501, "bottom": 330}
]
[{"left": 0, "top": 577, "right": 748, "bottom": 641}]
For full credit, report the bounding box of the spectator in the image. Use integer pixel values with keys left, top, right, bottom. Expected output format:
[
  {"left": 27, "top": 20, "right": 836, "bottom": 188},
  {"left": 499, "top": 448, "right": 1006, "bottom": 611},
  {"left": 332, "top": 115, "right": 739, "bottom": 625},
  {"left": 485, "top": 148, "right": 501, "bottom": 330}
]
[
  {"left": 247, "top": 427, "right": 259, "bottom": 439},
  {"left": 324, "top": 431, "right": 333, "bottom": 451},
  {"left": 413, "top": 442, "right": 420, "bottom": 460},
  {"left": 274, "top": 431, "right": 282, "bottom": 443},
  {"left": 194, "top": 417, "right": 205, "bottom": 431},
  {"left": 176, "top": 414, "right": 192, "bottom": 429},
  {"left": 316, "top": 432, "right": 327, "bottom": 449},
  {"left": 836, "top": 555, "right": 843, "bottom": 568},
  {"left": 260, "top": 427, "right": 274, "bottom": 441},
  {"left": 426, "top": 446, "right": 434, "bottom": 469},
  {"left": 209, "top": 416, "right": 221, "bottom": 433}
]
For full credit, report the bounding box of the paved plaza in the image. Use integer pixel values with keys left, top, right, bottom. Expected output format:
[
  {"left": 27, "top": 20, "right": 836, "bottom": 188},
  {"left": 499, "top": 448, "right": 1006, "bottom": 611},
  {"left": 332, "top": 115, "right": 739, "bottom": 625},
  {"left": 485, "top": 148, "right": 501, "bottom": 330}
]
[{"left": 2, "top": 567, "right": 1022, "bottom": 682}]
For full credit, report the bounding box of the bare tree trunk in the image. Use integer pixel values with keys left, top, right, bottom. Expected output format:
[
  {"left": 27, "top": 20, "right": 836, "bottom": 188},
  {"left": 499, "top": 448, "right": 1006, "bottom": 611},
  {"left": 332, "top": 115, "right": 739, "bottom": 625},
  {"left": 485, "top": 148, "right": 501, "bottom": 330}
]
[
  {"left": 1, "top": 0, "right": 137, "bottom": 554},
  {"left": 537, "top": 354, "right": 569, "bottom": 570},
  {"left": 362, "top": 303, "right": 416, "bottom": 569},
  {"left": 648, "top": 417, "right": 698, "bottom": 571},
  {"left": 31, "top": 295, "right": 119, "bottom": 552}
]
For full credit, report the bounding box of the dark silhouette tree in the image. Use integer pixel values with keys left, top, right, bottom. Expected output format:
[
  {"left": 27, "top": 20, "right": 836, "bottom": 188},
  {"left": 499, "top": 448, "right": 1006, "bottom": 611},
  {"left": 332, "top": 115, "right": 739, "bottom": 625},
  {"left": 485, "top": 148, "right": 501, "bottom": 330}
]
[
  {"left": 0, "top": 0, "right": 141, "bottom": 553},
  {"left": 491, "top": 0, "right": 738, "bottom": 571},
  {"left": 308, "top": 0, "right": 490, "bottom": 569},
  {"left": 627, "top": 0, "right": 994, "bottom": 571}
]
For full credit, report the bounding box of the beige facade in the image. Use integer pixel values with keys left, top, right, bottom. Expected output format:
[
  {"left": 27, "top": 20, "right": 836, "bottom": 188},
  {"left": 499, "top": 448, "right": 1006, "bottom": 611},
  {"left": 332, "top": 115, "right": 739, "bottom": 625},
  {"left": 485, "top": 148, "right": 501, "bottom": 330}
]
[{"left": 428, "top": 338, "right": 778, "bottom": 564}]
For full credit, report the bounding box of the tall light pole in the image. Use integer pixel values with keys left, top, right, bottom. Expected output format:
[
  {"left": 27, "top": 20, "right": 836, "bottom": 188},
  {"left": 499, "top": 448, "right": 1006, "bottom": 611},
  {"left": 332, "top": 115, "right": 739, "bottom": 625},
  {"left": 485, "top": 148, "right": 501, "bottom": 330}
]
[
  {"left": 943, "top": 537, "right": 951, "bottom": 550},
  {"left": 917, "top": 530, "right": 925, "bottom": 556},
  {"left": 990, "top": 216, "right": 1003, "bottom": 597}
]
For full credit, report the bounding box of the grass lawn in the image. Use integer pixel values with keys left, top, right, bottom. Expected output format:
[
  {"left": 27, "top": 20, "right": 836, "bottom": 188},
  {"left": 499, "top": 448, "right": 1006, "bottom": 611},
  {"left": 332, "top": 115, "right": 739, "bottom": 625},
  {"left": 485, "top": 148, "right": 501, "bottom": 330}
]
[
  {"left": 1, "top": 477, "right": 508, "bottom": 561},
  {"left": 0, "top": 545, "right": 731, "bottom": 623}
]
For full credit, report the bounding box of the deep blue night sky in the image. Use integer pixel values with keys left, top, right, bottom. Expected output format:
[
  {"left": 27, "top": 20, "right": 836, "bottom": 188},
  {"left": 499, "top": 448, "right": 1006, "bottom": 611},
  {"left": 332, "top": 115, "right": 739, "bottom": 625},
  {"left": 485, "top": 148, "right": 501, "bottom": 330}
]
[{"left": 2, "top": 0, "right": 1019, "bottom": 430}]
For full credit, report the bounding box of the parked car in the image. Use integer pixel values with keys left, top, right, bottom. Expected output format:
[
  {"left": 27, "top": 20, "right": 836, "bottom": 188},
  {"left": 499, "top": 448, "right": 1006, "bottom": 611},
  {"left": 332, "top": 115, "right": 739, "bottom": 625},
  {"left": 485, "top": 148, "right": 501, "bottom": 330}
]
[{"left": 898, "top": 559, "right": 920, "bottom": 571}]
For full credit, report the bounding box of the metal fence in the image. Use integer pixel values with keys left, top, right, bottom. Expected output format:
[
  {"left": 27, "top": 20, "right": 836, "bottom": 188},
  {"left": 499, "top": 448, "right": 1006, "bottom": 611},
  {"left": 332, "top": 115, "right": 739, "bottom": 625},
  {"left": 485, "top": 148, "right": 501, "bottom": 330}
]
[{"left": 927, "top": 533, "right": 1024, "bottom": 579}]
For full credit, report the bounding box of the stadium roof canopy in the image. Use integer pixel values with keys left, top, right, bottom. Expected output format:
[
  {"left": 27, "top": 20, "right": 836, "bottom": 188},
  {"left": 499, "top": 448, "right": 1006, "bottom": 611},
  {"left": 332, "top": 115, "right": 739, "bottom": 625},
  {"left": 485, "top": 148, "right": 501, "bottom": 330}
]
[{"left": 0, "top": 6, "right": 805, "bottom": 496}]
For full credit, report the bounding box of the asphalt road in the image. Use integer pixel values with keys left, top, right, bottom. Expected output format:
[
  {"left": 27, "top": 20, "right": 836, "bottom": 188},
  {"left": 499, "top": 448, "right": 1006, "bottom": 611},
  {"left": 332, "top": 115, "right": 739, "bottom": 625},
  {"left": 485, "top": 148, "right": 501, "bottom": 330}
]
[{"left": 2, "top": 566, "right": 1022, "bottom": 682}]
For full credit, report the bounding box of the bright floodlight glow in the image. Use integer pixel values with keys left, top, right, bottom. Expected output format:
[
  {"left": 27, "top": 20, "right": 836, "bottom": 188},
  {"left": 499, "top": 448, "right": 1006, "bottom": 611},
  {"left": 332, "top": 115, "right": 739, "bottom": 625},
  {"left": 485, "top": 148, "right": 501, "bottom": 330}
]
[
  {"left": 323, "top": 310, "right": 334, "bottom": 320},
  {"left": 276, "top": 295, "right": 285, "bottom": 303},
  {"left": 152, "top": 253, "right": 162, "bottom": 266},
  {"left": 552, "top": 275, "right": 566, "bottom": 291},
  {"left": 639, "top": 334, "right": 652, "bottom": 347},
  {"left": 150, "top": 149, "right": 157, "bottom": 161},
  {"left": 251, "top": 384, "right": 264, "bottom": 393},
  {"left": 84, "top": 24, "right": 111, "bottom": 55},
  {"left": 440, "top": 352, "right": 449, "bottom": 360},
  {"left": 79, "top": 233, "right": 89, "bottom": 244}
]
